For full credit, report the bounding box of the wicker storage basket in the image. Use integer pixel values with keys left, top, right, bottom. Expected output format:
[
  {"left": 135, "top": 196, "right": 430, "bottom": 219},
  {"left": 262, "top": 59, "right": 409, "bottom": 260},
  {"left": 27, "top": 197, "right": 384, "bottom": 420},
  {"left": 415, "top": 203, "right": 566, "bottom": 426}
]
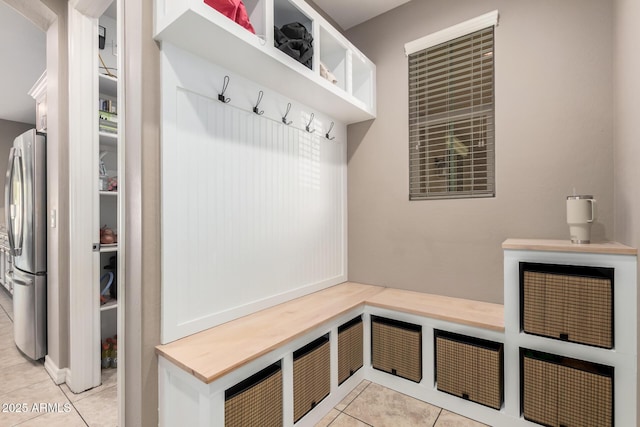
[
  {"left": 225, "top": 362, "right": 282, "bottom": 427},
  {"left": 293, "top": 334, "right": 330, "bottom": 423},
  {"left": 522, "top": 349, "right": 613, "bottom": 427},
  {"left": 521, "top": 263, "right": 613, "bottom": 348},
  {"left": 435, "top": 331, "right": 503, "bottom": 410},
  {"left": 371, "top": 316, "right": 422, "bottom": 383},
  {"left": 338, "top": 316, "right": 363, "bottom": 385}
]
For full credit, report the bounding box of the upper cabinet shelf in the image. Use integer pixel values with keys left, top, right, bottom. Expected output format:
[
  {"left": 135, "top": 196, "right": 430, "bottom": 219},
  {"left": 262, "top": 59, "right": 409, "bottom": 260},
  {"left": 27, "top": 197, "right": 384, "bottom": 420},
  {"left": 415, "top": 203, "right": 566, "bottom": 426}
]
[{"left": 154, "top": 0, "right": 376, "bottom": 124}]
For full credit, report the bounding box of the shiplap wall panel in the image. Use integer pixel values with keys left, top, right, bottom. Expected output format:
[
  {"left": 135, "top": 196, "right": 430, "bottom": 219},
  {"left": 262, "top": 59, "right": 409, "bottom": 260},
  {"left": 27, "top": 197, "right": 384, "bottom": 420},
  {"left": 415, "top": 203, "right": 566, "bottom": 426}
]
[{"left": 161, "top": 44, "right": 347, "bottom": 343}]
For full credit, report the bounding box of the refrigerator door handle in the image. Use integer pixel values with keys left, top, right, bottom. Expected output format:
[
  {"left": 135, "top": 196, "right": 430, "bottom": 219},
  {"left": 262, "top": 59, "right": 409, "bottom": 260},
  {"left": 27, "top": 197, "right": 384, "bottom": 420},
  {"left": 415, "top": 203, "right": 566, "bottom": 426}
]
[
  {"left": 5, "top": 147, "right": 24, "bottom": 257},
  {"left": 5, "top": 147, "right": 14, "bottom": 220}
]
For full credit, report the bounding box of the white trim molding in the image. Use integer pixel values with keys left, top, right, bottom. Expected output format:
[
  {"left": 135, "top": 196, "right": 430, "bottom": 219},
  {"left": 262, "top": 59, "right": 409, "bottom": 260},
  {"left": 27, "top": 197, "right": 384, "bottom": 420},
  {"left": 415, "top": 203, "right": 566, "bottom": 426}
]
[
  {"left": 28, "top": 71, "right": 47, "bottom": 102},
  {"left": 67, "top": 4, "right": 102, "bottom": 394},
  {"left": 44, "top": 355, "right": 69, "bottom": 385},
  {"left": 404, "top": 10, "right": 499, "bottom": 56}
]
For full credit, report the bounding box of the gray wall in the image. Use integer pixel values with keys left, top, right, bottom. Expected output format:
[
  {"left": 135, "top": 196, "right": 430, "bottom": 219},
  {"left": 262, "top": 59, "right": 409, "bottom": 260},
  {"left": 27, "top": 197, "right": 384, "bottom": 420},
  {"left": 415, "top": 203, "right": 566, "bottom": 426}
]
[
  {"left": 0, "top": 119, "right": 33, "bottom": 211},
  {"left": 345, "top": 0, "right": 614, "bottom": 303},
  {"left": 612, "top": 0, "right": 640, "bottom": 416},
  {"left": 123, "top": 0, "right": 161, "bottom": 425},
  {"left": 41, "top": 0, "right": 70, "bottom": 378}
]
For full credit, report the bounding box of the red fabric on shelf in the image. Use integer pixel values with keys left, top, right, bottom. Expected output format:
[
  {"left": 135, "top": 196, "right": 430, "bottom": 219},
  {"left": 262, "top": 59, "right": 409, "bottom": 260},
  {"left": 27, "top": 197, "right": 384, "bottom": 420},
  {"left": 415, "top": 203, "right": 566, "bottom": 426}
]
[{"left": 204, "top": 0, "right": 256, "bottom": 34}]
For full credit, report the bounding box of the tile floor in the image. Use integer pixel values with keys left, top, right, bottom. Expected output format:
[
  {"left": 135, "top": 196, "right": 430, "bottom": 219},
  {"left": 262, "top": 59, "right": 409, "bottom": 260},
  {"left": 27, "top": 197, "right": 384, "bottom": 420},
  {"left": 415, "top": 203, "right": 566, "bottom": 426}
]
[
  {"left": 316, "top": 381, "right": 488, "bottom": 427},
  {"left": 0, "top": 287, "right": 118, "bottom": 427}
]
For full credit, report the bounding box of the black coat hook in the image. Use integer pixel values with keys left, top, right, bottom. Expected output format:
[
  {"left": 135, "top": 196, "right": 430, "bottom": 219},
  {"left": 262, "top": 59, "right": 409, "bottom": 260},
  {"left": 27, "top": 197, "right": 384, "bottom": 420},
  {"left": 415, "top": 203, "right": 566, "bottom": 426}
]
[
  {"left": 218, "top": 75, "right": 230, "bottom": 103},
  {"left": 282, "top": 103, "right": 293, "bottom": 125},
  {"left": 306, "top": 113, "right": 315, "bottom": 133},
  {"left": 253, "top": 90, "right": 264, "bottom": 115},
  {"left": 325, "top": 121, "right": 335, "bottom": 140}
]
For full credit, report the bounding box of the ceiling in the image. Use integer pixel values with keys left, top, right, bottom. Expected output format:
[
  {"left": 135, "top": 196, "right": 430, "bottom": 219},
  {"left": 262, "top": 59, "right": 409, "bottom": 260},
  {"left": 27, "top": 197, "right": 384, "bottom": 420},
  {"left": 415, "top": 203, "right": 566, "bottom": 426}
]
[
  {"left": 314, "top": 0, "right": 411, "bottom": 30},
  {"left": 0, "top": 0, "right": 400, "bottom": 125},
  {"left": 0, "top": 1, "right": 46, "bottom": 125}
]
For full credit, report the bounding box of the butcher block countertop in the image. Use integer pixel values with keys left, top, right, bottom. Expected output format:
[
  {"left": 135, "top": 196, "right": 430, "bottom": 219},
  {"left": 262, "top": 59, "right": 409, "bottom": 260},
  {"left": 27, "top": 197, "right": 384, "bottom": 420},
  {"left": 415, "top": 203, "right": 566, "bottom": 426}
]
[
  {"left": 502, "top": 239, "right": 637, "bottom": 255},
  {"left": 156, "top": 282, "right": 505, "bottom": 384}
]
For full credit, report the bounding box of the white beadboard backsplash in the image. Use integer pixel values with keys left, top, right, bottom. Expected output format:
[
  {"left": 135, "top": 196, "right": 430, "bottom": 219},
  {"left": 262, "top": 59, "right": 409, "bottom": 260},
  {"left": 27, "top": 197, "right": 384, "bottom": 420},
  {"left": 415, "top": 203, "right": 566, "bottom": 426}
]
[{"left": 161, "top": 44, "right": 347, "bottom": 343}]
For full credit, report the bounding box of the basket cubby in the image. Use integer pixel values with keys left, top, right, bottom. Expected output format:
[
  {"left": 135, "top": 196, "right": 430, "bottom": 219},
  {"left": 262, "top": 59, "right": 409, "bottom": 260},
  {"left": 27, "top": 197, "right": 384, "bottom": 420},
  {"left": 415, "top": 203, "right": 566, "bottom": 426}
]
[
  {"left": 371, "top": 315, "right": 422, "bottom": 383},
  {"left": 338, "top": 316, "right": 363, "bottom": 385},
  {"left": 435, "top": 330, "right": 503, "bottom": 410},
  {"left": 520, "top": 262, "right": 614, "bottom": 348},
  {"left": 293, "top": 334, "right": 330, "bottom": 422},
  {"left": 521, "top": 348, "right": 613, "bottom": 427},
  {"left": 224, "top": 361, "right": 283, "bottom": 427}
]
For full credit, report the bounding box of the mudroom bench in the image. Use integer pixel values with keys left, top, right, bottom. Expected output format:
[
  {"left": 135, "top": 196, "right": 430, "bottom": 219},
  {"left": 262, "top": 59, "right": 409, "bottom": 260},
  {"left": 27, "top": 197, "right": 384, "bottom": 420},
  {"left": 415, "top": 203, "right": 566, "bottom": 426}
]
[
  {"left": 158, "top": 240, "right": 637, "bottom": 427},
  {"left": 156, "top": 281, "right": 504, "bottom": 426}
]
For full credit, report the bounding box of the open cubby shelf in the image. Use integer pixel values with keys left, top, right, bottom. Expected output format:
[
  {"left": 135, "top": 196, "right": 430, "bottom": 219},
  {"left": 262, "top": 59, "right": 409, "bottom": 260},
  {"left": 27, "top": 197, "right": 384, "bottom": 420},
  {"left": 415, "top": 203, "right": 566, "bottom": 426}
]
[{"left": 154, "top": 0, "right": 376, "bottom": 123}]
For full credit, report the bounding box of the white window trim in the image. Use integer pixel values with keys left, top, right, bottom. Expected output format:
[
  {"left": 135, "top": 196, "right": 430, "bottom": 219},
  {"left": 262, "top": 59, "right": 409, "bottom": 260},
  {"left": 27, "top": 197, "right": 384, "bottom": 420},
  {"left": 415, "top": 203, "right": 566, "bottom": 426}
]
[{"left": 404, "top": 10, "right": 499, "bottom": 56}]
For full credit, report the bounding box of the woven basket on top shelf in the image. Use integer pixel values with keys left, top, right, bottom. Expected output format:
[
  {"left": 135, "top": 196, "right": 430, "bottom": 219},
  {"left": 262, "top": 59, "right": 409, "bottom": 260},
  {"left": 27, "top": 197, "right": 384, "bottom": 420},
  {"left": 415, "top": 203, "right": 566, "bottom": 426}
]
[{"left": 521, "top": 264, "right": 613, "bottom": 349}]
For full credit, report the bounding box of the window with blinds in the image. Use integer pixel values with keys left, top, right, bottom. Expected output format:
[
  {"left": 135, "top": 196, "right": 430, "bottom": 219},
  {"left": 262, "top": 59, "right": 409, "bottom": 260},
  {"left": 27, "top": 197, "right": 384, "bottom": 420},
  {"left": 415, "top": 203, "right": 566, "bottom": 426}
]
[{"left": 408, "top": 26, "right": 495, "bottom": 200}]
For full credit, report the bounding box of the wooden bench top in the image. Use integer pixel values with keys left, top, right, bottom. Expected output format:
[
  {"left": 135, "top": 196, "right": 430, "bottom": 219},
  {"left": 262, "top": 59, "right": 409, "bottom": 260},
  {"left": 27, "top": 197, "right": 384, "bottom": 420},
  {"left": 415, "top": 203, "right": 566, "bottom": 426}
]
[
  {"left": 156, "top": 282, "right": 505, "bottom": 384},
  {"left": 366, "top": 288, "right": 504, "bottom": 332},
  {"left": 502, "top": 238, "right": 637, "bottom": 255},
  {"left": 156, "top": 282, "right": 384, "bottom": 383}
]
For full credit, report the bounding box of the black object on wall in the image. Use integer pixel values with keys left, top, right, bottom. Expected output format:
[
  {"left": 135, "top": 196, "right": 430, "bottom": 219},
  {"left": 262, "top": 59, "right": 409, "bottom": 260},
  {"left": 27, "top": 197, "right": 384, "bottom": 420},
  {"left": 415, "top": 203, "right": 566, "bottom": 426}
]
[{"left": 99, "top": 25, "right": 106, "bottom": 49}]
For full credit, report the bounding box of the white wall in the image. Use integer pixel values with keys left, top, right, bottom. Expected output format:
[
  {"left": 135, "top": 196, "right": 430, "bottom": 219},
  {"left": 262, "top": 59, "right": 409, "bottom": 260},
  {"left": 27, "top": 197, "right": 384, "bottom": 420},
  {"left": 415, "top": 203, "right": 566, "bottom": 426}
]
[
  {"left": 160, "top": 44, "right": 348, "bottom": 343},
  {"left": 345, "top": 0, "right": 614, "bottom": 303}
]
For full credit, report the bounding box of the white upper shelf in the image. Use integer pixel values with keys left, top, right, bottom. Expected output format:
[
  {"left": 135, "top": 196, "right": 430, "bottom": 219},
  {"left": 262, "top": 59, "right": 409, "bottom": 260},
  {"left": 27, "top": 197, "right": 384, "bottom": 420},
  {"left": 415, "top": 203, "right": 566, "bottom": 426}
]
[{"left": 154, "top": 0, "right": 376, "bottom": 124}]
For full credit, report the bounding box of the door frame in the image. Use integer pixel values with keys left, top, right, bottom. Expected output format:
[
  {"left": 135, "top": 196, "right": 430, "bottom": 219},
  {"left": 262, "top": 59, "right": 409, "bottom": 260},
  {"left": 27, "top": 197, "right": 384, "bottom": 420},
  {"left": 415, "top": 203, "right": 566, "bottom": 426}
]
[{"left": 4, "top": 1, "right": 126, "bottom": 426}]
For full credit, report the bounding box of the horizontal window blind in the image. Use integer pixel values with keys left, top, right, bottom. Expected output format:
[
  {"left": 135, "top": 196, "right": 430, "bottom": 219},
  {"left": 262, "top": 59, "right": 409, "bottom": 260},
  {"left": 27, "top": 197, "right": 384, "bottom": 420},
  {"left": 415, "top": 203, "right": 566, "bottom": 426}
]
[{"left": 409, "top": 26, "right": 495, "bottom": 200}]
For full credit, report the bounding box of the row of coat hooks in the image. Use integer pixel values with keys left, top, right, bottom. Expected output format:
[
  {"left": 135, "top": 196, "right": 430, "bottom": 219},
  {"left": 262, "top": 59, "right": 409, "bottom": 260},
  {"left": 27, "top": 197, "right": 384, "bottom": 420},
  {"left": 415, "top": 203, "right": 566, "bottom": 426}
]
[{"left": 218, "top": 75, "right": 336, "bottom": 140}]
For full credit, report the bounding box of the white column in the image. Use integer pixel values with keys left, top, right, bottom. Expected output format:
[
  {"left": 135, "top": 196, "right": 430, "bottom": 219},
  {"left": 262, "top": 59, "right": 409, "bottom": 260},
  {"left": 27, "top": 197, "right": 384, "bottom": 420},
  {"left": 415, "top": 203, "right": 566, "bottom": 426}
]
[{"left": 67, "top": 4, "right": 101, "bottom": 393}]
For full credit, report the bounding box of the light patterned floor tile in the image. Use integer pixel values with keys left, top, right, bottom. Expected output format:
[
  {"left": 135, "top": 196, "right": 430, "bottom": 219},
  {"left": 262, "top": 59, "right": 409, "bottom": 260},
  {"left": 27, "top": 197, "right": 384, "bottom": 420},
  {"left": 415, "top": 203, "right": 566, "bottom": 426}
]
[
  {"left": 0, "top": 323, "right": 13, "bottom": 341},
  {"left": 315, "top": 408, "right": 341, "bottom": 427},
  {"left": 61, "top": 368, "right": 118, "bottom": 403},
  {"left": 0, "top": 359, "right": 50, "bottom": 395},
  {"left": 15, "top": 408, "right": 88, "bottom": 427},
  {"left": 434, "top": 410, "right": 489, "bottom": 427},
  {"left": 329, "top": 413, "right": 373, "bottom": 427},
  {"left": 72, "top": 386, "right": 118, "bottom": 427},
  {"left": 0, "top": 379, "right": 72, "bottom": 426},
  {"left": 0, "top": 288, "right": 13, "bottom": 320},
  {"left": 335, "top": 380, "right": 370, "bottom": 411},
  {"left": 344, "top": 383, "right": 441, "bottom": 427},
  {"left": 0, "top": 340, "right": 34, "bottom": 370},
  {"left": 0, "top": 309, "right": 11, "bottom": 326}
]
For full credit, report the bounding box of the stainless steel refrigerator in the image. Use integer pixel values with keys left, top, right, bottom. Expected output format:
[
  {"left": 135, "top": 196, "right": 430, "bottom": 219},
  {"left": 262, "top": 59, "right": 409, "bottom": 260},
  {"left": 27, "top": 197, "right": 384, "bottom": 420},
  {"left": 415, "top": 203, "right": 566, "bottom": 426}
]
[{"left": 5, "top": 129, "right": 46, "bottom": 360}]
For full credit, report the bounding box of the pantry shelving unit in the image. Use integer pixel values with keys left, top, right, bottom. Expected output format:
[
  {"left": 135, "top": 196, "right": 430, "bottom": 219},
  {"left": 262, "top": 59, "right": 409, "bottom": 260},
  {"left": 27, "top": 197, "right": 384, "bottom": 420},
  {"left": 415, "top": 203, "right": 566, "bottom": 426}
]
[
  {"left": 98, "top": 71, "right": 118, "bottom": 363},
  {"left": 154, "top": 0, "right": 376, "bottom": 124}
]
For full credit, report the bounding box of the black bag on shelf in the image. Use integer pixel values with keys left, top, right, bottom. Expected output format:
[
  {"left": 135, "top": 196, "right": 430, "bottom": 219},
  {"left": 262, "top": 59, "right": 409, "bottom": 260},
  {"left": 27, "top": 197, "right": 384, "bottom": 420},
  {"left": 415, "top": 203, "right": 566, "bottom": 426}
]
[
  {"left": 274, "top": 22, "right": 313, "bottom": 69},
  {"left": 281, "top": 22, "right": 312, "bottom": 42}
]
